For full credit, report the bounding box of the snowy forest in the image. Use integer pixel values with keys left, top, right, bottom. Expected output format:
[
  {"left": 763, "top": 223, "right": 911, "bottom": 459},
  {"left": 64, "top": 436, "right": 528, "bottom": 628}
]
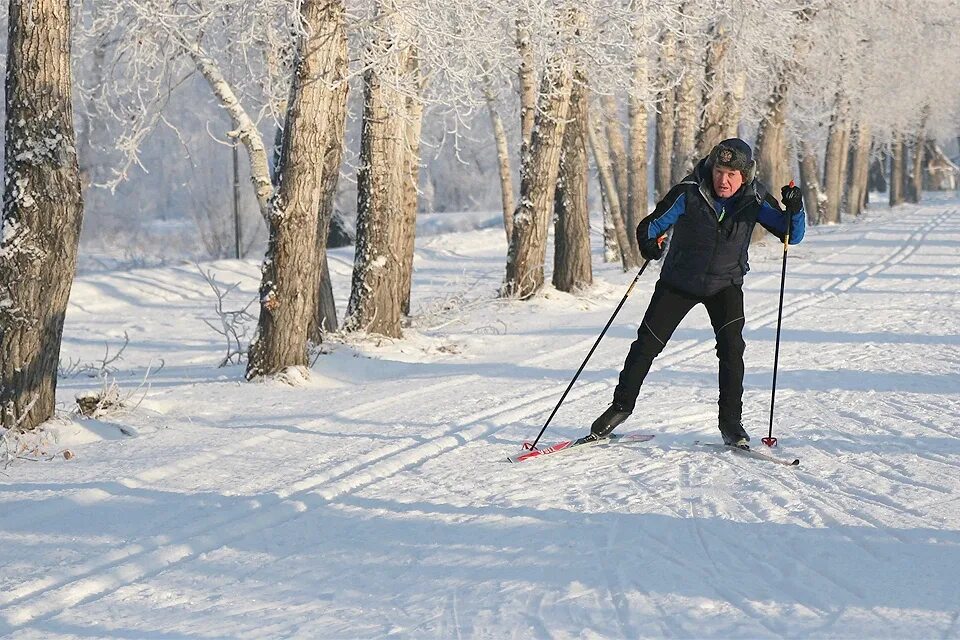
[{"left": 1, "top": 0, "right": 960, "bottom": 638}]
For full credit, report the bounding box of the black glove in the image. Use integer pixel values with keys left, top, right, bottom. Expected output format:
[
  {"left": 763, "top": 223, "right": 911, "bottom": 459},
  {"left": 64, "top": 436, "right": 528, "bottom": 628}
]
[
  {"left": 640, "top": 235, "right": 665, "bottom": 261},
  {"left": 781, "top": 184, "right": 803, "bottom": 215}
]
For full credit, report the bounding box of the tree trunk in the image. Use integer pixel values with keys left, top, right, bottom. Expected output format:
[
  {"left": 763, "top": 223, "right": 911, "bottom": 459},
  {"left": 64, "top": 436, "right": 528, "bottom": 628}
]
[
  {"left": 517, "top": 19, "right": 537, "bottom": 151},
  {"left": 601, "top": 95, "right": 636, "bottom": 257},
  {"left": 754, "top": 76, "right": 791, "bottom": 241},
  {"left": 909, "top": 130, "right": 926, "bottom": 204},
  {"left": 627, "top": 46, "right": 649, "bottom": 236},
  {"left": 868, "top": 145, "right": 887, "bottom": 193},
  {"left": 847, "top": 123, "right": 871, "bottom": 217},
  {"left": 671, "top": 58, "right": 700, "bottom": 183},
  {"left": 345, "top": 8, "right": 415, "bottom": 336},
  {"left": 246, "top": 0, "right": 342, "bottom": 379},
  {"left": 483, "top": 72, "right": 515, "bottom": 243},
  {"left": 601, "top": 96, "right": 629, "bottom": 210},
  {"left": 755, "top": 80, "right": 791, "bottom": 191},
  {"left": 553, "top": 70, "right": 592, "bottom": 292},
  {"left": 503, "top": 11, "right": 578, "bottom": 299},
  {"left": 187, "top": 47, "right": 274, "bottom": 219},
  {"left": 822, "top": 94, "right": 850, "bottom": 224},
  {"left": 902, "top": 138, "right": 913, "bottom": 203},
  {"left": 0, "top": 0, "right": 84, "bottom": 430},
  {"left": 696, "top": 20, "right": 731, "bottom": 157},
  {"left": 797, "top": 139, "right": 825, "bottom": 225},
  {"left": 889, "top": 134, "right": 905, "bottom": 206},
  {"left": 399, "top": 48, "right": 424, "bottom": 316},
  {"left": 723, "top": 72, "right": 747, "bottom": 139},
  {"left": 309, "top": 4, "right": 349, "bottom": 343},
  {"left": 654, "top": 31, "right": 676, "bottom": 201},
  {"left": 602, "top": 205, "right": 619, "bottom": 263},
  {"left": 588, "top": 111, "right": 637, "bottom": 270}
]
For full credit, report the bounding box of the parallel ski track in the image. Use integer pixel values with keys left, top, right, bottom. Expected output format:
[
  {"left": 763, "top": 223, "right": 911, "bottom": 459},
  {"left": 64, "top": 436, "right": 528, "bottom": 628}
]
[
  {"left": 596, "top": 206, "right": 956, "bottom": 635},
  {"left": 3, "top": 206, "right": 952, "bottom": 631}
]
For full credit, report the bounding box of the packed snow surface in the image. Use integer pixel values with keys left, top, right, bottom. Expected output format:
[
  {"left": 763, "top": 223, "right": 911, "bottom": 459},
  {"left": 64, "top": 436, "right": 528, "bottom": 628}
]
[{"left": 1, "top": 198, "right": 959, "bottom": 639}]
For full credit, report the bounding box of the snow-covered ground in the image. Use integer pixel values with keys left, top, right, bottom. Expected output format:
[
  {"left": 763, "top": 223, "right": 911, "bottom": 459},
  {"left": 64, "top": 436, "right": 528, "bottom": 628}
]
[{"left": 1, "top": 197, "right": 959, "bottom": 639}]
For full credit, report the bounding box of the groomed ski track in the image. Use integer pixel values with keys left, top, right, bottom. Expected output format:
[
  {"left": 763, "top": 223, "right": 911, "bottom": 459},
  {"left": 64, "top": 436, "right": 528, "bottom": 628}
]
[{"left": 1, "top": 199, "right": 958, "bottom": 638}]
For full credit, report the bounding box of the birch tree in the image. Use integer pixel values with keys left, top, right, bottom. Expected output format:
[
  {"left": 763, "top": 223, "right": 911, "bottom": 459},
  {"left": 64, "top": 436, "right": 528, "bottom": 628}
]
[
  {"left": 0, "top": 0, "right": 84, "bottom": 430},
  {"left": 797, "top": 139, "right": 826, "bottom": 224},
  {"left": 247, "top": 0, "right": 348, "bottom": 378},
  {"left": 502, "top": 6, "right": 578, "bottom": 299},
  {"left": 345, "top": 2, "right": 421, "bottom": 336},
  {"left": 670, "top": 6, "right": 701, "bottom": 184},
  {"left": 822, "top": 91, "right": 850, "bottom": 224},
  {"left": 696, "top": 18, "right": 733, "bottom": 157},
  {"left": 653, "top": 29, "right": 677, "bottom": 201},
  {"left": 588, "top": 110, "right": 636, "bottom": 270},
  {"left": 482, "top": 66, "right": 516, "bottom": 243},
  {"left": 847, "top": 123, "right": 871, "bottom": 217},
  {"left": 627, "top": 42, "right": 650, "bottom": 236},
  {"left": 889, "top": 133, "right": 905, "bottom": 206},
  {"left": 907, "top": 108, "right": 929, "bottom": 204},
  {"left": 553, "top": 70, "right": 592, "bottom": 292}
]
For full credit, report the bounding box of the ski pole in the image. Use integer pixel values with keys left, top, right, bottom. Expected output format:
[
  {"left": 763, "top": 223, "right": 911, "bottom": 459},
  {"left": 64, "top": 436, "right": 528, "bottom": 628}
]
[
  {"left": 526, "top": 257, "right": 655, "bottom": 451},
  {"left": 763, "top": 181, "right": 795, "bottom": 448}
]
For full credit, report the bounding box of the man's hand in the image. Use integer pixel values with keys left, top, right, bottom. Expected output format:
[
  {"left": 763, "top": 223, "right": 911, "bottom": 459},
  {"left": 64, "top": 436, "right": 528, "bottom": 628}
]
[
  {"left": 781, "top": 183, "right": 803, "bottom": 215},
  {"left": 640, "top": 235, "right": 666, "bottom": 261}
]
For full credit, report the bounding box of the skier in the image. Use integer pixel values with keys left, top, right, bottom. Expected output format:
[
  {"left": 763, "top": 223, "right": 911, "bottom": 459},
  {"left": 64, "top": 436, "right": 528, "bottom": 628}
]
[{"left": 589, "top": 138, "right": 805, "bottom": 449}]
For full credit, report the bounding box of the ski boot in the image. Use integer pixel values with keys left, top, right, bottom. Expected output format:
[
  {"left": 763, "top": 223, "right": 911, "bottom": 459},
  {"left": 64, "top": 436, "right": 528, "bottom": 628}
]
[
  {"left": 719, "top": 421, "right": 751, "bottom": 450},
  {"left": 589, "top": 402, "right": 632, "bottom": 441}
]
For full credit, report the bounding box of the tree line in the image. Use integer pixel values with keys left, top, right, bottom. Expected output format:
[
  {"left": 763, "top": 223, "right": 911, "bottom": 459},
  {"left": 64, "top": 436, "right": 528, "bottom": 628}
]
[{"left": 2, "top": 0, "right": 959, "bottom": 430}]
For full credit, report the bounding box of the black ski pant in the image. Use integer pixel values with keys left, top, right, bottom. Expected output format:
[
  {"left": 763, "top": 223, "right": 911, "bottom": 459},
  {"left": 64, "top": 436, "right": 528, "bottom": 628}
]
[{"left": 613, "top": 280, "right": 746, "bottom": 428}]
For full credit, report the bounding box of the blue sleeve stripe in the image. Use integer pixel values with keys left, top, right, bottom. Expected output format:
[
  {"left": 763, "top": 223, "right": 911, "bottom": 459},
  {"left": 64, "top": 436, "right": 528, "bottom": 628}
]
[
  {"left": 788, "top": 209, "right": 805, "bottom": 244},
  {"left": 648, "top": 193, "right": 686, "bottom": 239},
  {"left": 757, "top": 200, "right": 786, "bottom": 234},
  {"left": 757, "top": 200, "right": 806, "bottom": 244}
]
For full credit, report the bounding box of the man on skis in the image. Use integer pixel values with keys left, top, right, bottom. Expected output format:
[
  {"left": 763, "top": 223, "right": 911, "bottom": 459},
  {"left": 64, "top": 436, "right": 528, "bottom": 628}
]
[{"left": 590, "top": 138, "right": 805, "bottom": 449}]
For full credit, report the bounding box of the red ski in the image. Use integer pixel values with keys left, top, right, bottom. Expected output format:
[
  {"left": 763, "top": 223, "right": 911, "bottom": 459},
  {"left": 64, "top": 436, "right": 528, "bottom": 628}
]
[{"left": 507, "top": 431, "right": 655, "bottom": 463}]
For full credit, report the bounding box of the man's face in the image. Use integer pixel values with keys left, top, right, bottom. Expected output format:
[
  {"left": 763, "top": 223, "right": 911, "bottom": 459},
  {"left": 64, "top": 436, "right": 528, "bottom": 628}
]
[{"left": 712, "top": 165, "right": 744, "bottom": 198}]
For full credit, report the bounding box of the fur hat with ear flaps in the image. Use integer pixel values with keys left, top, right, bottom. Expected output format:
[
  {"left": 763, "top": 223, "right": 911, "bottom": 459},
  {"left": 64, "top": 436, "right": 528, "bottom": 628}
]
[{"left": 707, "top": 138, "right": 757, "bottom": 183}]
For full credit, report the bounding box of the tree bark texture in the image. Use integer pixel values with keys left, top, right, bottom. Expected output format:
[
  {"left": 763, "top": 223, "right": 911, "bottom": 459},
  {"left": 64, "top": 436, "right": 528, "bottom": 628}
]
[
  {"left": 753, "top": 77, "right": 791, "bottom": 242},
  {"left": 309, "top": 4, "right": 349, "bottom": 343},
  {"left": 696, "top": 20, "right": 731, "bottom": 157},
  {"left": 517, "top": 20, "right": 537, "bottom": 152},
  {"left": 797, "top": 139, "right": 825, "bottom": 225},
  {"left": 671, "top": 69, "right": 699, "bottom": 184},
  {"left": 627, "top": 47, "right": 649, "bottom": 237},
  {"left": 248, "top": 0, "right": 344, "bottom": 378},
  {"left": 755, "top": 80, "right": 791, "bottom": 194},
  {"left": 889, "top": 134, "right": 905, "bottom": 206},
  {"left": 483, "top": 73, "right": 515, "bottom": 243},
  {"left": 671, "top": 12, "right": 700, "bottom": 184},
  {"left": 399, "top": 49, "right": 424, "bottom": 316},
  {"left": 588, "top": 113, "right": 637, "bottom": 270},
  {"left": 868, "top": 147, "right": 887, "bottom": 194},
  {"left": 600, "top": 95, "right": 636, "bottom": 257},
  {"left": 503, "top": 11, "right": 577, "bottom": 299},
  {"left": 346, "top": 6, "right": 419, "bottom": 335},
  {"left": 723, "top": 72, "right": 747, "bottom": 139},
  {"left": 822, "top": 94, "right": 850, "bottom": 224},
  {"left": 553, "top": 70, "right": 592, "bottom": 292},
  {"left": 654, "top": 31, "right": 676, "bottom": 201},
  {"left": 909, "top": 134, "right": 926, "bottom": 204},
  {"left": 0, "top": 0, "right": 84, "bottom": 430},
  {"left": 847, "top": 123, "right": 871, "bottom": 217},
  {"left": 188, "top": 48, "right": 274, "bottom": 219}
]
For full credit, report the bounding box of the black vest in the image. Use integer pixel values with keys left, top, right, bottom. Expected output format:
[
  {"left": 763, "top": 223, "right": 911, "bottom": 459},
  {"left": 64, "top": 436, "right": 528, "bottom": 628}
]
[{"left": 660, "top": 161, "right": 769, "bottom": 297}]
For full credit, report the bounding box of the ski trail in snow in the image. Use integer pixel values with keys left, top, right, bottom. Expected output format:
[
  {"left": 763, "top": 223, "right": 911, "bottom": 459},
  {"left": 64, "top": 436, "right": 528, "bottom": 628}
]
[{"left": 4, "top": 203, "right": 959, "bottom": 637}]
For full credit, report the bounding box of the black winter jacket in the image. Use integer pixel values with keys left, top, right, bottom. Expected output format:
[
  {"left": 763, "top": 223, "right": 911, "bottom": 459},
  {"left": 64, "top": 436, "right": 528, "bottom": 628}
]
[{"left": 636, "top": 159, "right": 801, "bottom": 297}]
